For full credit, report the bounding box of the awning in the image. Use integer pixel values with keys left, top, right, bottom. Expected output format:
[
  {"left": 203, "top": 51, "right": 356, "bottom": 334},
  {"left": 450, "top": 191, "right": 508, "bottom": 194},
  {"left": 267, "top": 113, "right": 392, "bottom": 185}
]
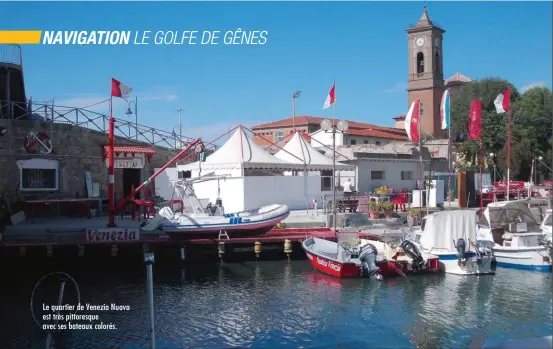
[{"left": 103, "top": 145, "right": 156, "bottom": 162}]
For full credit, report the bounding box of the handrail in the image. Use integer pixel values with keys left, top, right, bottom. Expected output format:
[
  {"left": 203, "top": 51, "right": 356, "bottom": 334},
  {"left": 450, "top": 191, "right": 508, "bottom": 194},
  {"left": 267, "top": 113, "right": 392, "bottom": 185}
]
[
  {"left": 0, "top": 44, "right": 22, "bottom": 66},
  {"left": 0, "top": 100, "right": 219, "bottom": 152}
]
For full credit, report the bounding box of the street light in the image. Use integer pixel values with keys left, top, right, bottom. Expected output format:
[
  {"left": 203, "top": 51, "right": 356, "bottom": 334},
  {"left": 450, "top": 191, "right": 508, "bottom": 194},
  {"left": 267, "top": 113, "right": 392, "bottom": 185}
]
[
  {"left": 320, "top": 118, "right": 349, "bottom": 233},
  {"left": 489, "top": 152, "right": 496, "bottom": 183},
  {"left": 292, "top": 91, "right": 301, "bottom": 130},
  {"left": 177, "top": 108, "right": 183, "bottom": 149},
  {"left": 125, "top": 97, "right": 138, "bottom": 140},
  {"left": 537, "top": 155, "right": 553, "bottom": 172}
]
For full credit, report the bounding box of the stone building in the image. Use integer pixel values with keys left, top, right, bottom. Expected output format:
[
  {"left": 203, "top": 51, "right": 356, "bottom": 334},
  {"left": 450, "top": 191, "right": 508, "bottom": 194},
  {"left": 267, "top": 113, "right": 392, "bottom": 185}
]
[{"left": 0, "top": 119, "right": 180, "bottom": 207}]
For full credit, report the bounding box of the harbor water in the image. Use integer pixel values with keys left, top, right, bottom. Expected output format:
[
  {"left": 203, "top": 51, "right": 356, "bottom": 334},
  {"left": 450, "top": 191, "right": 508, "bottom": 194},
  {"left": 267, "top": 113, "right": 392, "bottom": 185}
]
[{"left": 0, "top": 259, "right": 551, "bottom": 349}]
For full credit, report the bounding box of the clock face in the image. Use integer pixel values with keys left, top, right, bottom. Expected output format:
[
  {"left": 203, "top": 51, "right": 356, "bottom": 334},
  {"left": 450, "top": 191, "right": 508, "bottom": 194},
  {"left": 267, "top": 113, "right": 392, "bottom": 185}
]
[{"left": 416, "top": 37, "right": 425, "bottom": 47}]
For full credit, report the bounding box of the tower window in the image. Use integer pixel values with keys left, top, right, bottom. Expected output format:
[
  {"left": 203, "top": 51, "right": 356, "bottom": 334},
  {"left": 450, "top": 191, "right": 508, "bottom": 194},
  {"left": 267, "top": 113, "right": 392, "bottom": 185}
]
[
  {"left": 417, "top": 52, "right": 425, "bottom": 74},
  {"left": 435, "top": 52, "right": 440, "bottom": 74}
]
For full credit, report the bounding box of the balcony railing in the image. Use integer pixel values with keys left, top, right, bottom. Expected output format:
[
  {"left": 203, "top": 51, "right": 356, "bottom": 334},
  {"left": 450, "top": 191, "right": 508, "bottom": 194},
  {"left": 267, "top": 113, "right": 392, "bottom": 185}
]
[
  {"left": 0, "top": 44, "right": 22, "bottom": 66},
  {"left": 0, "top": 99, "right": 219, "bottom": 152}
]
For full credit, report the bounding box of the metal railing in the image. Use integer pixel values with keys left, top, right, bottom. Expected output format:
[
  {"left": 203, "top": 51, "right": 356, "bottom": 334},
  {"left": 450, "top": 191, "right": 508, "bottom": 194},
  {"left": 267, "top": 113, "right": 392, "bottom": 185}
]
[
  {"left": 0, "top": 44, "right": 22, "bottom": 66},
  {"left": 0, "top": 100, "right": 220, "bottom": 151}
]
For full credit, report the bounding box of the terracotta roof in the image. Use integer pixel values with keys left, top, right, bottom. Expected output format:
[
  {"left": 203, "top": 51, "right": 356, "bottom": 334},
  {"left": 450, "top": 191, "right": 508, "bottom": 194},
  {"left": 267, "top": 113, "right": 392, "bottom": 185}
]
[
  {"left": 103, "top": 145, "right": 156, "bottom": 154},
  {"left": 346, "top": 128, "right": 408, "bottom": 140},
  {"left": 252, "top": 116, "right": 404, "bottom": 134},
  {"left": 445, "top": 72, "right": 472, "bottom": 85}
]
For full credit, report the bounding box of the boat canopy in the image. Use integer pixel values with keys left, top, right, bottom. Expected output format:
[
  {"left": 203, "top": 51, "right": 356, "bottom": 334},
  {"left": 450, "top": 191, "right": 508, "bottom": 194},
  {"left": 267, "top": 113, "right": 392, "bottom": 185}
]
[
  {"left": 481, "top": 200, "right": 540, "bottom": 229},
  {"left": 419, "top": 210, "right": 478, "bottom": 252}
]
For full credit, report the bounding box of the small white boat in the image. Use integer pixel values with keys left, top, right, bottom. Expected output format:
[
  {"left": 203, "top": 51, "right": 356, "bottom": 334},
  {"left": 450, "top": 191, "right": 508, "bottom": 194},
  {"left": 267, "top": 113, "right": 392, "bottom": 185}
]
[
  {"left": 477, "top": 200, "right": 552, "bottom": 272},
  {"left": 407, "top": 210, "right": 495, "bottom": 275},
  {"left": 142, "top": 178, "right": 289, "bottom": 239}
]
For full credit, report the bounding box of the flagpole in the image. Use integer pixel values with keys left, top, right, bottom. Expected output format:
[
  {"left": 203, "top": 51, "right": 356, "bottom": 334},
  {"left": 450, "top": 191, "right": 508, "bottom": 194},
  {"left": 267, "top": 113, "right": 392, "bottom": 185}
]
[
  {"left": 332, "top": 101, "right": 337, "bottom": 238},
  {"left": 107, "top": 95, "right": 116, "bottom": 228},
  {"left": 447, "top": 127, "right": 451, "bottom": 207},
  {"left": 507, "top": 89, "right": 512, "bottom": 201},
  {"left": 478, "top": 136, "right": 484, "bottom": 214},
  {"left": 418, "top": 100, "right": 423, "bottom": 212}
]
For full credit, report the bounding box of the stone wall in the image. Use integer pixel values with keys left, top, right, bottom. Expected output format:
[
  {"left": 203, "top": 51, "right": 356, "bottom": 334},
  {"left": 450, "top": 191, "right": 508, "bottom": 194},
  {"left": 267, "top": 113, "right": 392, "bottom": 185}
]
[{"left": 0, "top": 119, "right": 179, "bottom": 200}]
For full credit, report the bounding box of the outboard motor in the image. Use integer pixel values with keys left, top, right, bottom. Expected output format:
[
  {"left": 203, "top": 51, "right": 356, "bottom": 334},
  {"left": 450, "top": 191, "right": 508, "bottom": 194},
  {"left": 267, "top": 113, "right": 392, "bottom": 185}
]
[
  {"left": 205, "top": 203, "right": 218, "bottom": 216},
  {"left": 400, "top": 240, "right": 425, "bottom": 271},
  {"left": 456, "top": 238, "right": 467, "bottom": 265},
  {"left": 358, "top": 243, "right": 382, "bottom": 280}
]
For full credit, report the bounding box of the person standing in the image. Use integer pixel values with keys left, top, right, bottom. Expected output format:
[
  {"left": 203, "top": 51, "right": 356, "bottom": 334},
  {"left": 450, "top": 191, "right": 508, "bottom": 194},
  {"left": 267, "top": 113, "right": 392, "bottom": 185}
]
[{"left": 343, "top": 178, "right": 354, "bottom": 197}]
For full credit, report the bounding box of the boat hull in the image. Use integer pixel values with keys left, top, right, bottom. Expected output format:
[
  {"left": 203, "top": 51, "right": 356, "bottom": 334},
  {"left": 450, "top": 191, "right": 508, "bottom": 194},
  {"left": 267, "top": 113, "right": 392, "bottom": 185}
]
[
  {"left": 303, "top": 241, "right": 440, "bottom": 279},
  {"left": 433, "top": 252, "right": 495, "bottom": 275},
  {"left": 163, "top": 211, "right": 289, "bottom": 239},
  {"left": 493, "top": 246, "right": 552, "bottom": 272}
]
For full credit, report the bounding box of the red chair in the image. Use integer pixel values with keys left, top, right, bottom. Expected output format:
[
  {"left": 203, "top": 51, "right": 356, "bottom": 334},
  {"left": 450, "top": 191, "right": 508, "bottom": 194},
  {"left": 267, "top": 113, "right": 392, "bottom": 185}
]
[{"left": 392, "top": 189, "right": 408, "bottom": 212}]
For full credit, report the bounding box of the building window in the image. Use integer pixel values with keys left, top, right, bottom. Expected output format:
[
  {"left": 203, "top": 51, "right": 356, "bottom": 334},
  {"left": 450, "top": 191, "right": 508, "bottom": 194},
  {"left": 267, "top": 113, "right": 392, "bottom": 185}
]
[
  {"left": 275, "top": 131, "right": 284, "bottom": 142},
  {"left": 321, "top": 170, "right": 332, "bottom": 191},
  {"left": 435, "top": 52, "right": 441, "bottom": 74},
  {"left": 350, "top": 139, "right": 356, "bottom": 145},
  {"left": 363, "top": 140, "right": 369, "bottom": 144},
  {"left": 375, "top": 141, "right": 381, "bottom": 146},
  {"left": 371, "top": 170, "right": 385, "bottom": 180},
  {"left": 17, "top": 158, "right": 59, "bottom": 191},
  {"left": 401, "top": 171, "right": 414, "bottom": 180},
  {"left": 417, "top": 52, "right": 425, "bottom": 74}
]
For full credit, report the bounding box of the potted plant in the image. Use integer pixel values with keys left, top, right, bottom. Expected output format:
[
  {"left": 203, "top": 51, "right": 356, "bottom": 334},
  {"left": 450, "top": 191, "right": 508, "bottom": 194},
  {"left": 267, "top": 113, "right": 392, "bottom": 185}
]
[
  {"left": 381, "top": 201, "right": 394, "bottom": 218},
  {"left": 368, "top": 201, "right": 380, "bottom": 220},
  {"left": 408, "top": 208, "right": 421, "bottom": 227}
]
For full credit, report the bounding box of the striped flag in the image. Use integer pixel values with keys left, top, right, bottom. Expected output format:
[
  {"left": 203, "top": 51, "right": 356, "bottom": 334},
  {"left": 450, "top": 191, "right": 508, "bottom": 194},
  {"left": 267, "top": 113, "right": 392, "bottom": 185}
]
[
  {"left": 404, "top": 100, "right": 421, "bottom": 142},
  {"left": 440, "top": 89, "right": 450, "bottom": 130}
]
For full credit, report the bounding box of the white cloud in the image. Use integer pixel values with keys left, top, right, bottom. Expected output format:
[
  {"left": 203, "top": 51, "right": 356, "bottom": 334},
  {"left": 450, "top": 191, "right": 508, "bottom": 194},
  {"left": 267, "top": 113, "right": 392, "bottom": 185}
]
[
  {"left": 520, "top": 81, "right": 548, "bottom": 93},
  {"left": 382, "top": 82, "right": 407, "bottom": 93}
]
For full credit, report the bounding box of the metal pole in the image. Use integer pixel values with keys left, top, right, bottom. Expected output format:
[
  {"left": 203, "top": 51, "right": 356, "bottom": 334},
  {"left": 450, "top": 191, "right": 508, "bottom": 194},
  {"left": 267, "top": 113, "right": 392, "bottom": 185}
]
[
  {"left": 45, "top": 279, "right": 66, "bottom": 349},
  {"left": 292, "top": 97, "right": 296, "bottom": 131},
  {"left": 144, "top": 253, "right": 155, "bottom": 349},
  {"left": 177, "top": 108, "right": 183, "bottom": 149},
  {"left": 332, "top": 126, "right": 336, "bottom": 234},
  {"left": 135, "top": 96, "right": 138, "bottom": 140},
  {"left": 107, "top": 113, "right": 116, "bottom": 228},
  {"left": 551, "top": 93, "right": 553, "bottom": 209}
]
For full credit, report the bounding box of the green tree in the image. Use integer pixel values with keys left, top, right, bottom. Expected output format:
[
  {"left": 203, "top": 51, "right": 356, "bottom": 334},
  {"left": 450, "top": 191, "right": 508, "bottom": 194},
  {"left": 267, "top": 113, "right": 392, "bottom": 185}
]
[{"left": 450, "top": 77, "right": 552, "bottom": 180}]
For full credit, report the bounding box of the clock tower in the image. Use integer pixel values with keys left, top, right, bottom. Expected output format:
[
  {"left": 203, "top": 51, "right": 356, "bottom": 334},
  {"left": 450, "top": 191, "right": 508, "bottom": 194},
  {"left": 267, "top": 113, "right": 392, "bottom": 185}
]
[{"left": 406, "top": 6, "right": 445, "bottom": 137}]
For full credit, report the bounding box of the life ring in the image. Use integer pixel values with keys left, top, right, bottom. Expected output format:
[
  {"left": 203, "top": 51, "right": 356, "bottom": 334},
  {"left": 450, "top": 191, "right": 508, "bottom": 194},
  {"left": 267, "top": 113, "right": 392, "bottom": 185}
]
[{"left": 312, "top": 198, "right": 318, "bottom": 209}]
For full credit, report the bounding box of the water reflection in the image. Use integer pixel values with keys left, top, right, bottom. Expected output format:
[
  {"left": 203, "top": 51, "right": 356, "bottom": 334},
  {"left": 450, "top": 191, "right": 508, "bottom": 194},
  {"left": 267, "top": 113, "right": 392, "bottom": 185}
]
[{"left": 0, "top": 261, "right": 550, "bottom": 349}]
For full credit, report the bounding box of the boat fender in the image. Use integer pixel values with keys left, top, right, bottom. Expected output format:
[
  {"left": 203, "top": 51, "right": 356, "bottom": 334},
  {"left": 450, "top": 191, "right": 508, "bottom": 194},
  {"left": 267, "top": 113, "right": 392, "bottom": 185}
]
[
  {"left": 359, "top": 244, "right": 382, "bottom": 279},
  {"left": 400, "top": 240, "right": 425, "bottom": 270}
]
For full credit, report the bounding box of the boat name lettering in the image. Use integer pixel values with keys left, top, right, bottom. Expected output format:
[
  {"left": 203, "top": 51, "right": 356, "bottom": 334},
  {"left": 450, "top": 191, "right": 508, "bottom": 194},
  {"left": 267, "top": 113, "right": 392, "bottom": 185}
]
[
  {"left": 86, "top": 228, "right": 139, "bottom": 243},
  {"left": 229, "top": 217, "right": 243, "bottom": 224},
  {"left": 316, "top": 257, "right": 341, "bottom": 272}
]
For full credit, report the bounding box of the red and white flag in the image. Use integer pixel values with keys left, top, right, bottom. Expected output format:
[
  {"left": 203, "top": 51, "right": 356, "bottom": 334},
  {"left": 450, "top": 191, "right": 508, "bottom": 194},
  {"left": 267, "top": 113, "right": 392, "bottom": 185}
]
[
  {"left": 322, "top": 81, "right": 335, "bottom": 109},
  {"left": 111, "top": 78, "right": 132, "bottom": 100},
  {"left": 404, "top": 100, "right": 421, "bottom": 142},
  {"left": 494, "top": 89, "right": 510, "bottom": 114}
]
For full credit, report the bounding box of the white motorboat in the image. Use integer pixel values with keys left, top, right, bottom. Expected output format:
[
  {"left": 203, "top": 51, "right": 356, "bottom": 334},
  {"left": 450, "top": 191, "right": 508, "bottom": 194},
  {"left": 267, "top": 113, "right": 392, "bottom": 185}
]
[
  {"left": 407, "top": 210, "right": 495, "bottom": 275},
  {"left": 142, "top": 177, "right": 290, "bottom": 239},
  {"left": 477, "top": 200, "right": 552, "bottom": 272}
]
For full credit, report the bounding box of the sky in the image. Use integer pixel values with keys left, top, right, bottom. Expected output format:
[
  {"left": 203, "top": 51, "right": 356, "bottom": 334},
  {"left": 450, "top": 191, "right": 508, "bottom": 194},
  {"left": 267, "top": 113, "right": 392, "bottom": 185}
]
[{"left": 1, "top": 1, "right": 552, "bottom": 141}]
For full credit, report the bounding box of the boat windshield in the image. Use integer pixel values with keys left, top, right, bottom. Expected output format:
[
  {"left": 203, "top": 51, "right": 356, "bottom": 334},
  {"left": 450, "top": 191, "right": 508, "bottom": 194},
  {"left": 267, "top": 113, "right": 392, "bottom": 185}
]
[
  {"left": 487, "top": 207, "right": 538, "bottom": 229},
  {"left": 545, "top": 214, "right": 552, "bottom": 227}
]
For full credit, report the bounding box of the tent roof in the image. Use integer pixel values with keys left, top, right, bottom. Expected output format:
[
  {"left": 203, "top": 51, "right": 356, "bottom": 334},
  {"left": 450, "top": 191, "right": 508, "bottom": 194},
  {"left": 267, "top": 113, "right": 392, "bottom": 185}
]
[
  {"left": 274, "top": 132, "right": 354, "bottom": 171},
  {"left": 180, "top": 127, "right": 307, "bottom": 171}
]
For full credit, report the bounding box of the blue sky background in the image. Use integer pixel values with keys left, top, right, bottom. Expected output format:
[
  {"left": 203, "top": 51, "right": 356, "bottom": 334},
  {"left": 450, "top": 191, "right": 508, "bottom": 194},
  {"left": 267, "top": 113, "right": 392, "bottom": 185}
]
[{"left": 2, "top": 1, "right": 552, "bottom": 141}]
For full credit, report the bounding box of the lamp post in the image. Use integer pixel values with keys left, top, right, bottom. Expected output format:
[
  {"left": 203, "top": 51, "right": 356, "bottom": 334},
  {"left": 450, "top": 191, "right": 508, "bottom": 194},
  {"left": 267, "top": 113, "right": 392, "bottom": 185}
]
[
  {"left": 489, "top": 153, "right": 496, "bottom": 183},
  {"left": 292, "top": 91, "right": 301, "bottom": 131},
  {"left": 125, "top": 97, "right": 138, "bottom": 140},
  {"left": 320, "top": 118, "right": 349, "bottom": 233},
  {"left": 177, "top": 108, "right": 183, "bottom": 149}
]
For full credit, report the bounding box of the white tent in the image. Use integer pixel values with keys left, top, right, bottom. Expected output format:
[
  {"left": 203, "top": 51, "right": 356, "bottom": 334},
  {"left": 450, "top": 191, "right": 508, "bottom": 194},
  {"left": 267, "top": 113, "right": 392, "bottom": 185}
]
[
  {"left": 180, "top": 127, "right": 306, "bottom": 171},
  {"left": 274, "top": 131, "right": 355, "bottom": 171}
]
